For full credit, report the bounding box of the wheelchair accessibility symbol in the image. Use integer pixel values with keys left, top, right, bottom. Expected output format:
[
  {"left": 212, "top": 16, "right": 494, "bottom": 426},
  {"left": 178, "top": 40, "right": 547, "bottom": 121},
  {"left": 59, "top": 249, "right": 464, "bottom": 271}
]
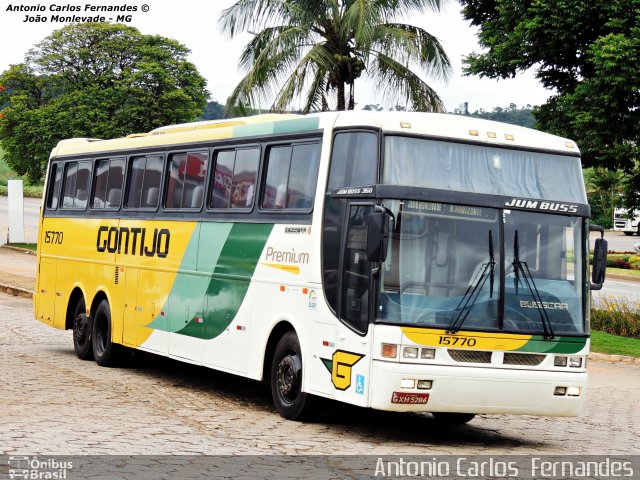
[{"left": 355, "top": 374, "right": 365, "bottom": 395}]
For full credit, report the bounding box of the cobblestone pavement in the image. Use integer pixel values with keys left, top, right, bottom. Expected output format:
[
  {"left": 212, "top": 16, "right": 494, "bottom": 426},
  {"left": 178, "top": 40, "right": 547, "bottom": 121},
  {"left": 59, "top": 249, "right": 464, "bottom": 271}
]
[{"left": 1, "top": 294, "right": 638, "bottom": 456}]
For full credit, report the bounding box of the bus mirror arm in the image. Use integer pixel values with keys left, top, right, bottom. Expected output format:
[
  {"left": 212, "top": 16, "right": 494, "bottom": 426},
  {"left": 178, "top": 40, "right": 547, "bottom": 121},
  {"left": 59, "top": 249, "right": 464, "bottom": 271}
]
[{"left": 589, "top": 225, "right": 608, "bottom": 290}]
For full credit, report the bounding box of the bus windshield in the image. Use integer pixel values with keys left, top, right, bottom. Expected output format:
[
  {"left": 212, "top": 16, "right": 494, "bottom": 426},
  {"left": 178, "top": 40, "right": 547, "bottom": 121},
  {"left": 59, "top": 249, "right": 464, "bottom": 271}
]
[
  {"left": 378, "top": 200, "right": 585, "bottom": 335},
  {"left": 384, "top": 136, "right": 587, "bottom": 204}
]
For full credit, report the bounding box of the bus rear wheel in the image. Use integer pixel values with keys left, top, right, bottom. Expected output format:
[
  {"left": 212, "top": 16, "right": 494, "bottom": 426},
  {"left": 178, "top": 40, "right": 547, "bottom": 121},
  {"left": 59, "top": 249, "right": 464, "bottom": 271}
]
[
  {"left": 72, "top": 297, "right": 93, "bottom": 360},
  {"left": 92, "top": 299, "right": 122, "bottom": 367},
  {"left": 270, "top": 331, "right": 311, "bottom": 420},
  {"left": 432, "top": 412, "right": 476, "bottom": 425}
]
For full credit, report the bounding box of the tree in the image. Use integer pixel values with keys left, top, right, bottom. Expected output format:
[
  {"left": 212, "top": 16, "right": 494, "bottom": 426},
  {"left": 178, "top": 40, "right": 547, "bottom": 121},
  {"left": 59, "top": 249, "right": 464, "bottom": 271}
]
[
  {"left": 453, "top": 103, "right": 535, "bottom": 128},
  {"left": 0, "top": 23, "right": 208, "bottom": 183},
  {"left": 583, "top": 167, "right": 626, "bottom": 228},
  {"left": 219, "top": 0, "right": 451, "bottom": 113},
  {"left": 458, "top": 0, "right": 640, "bottom": 208},
  {"left": 200, "top": 100, "right": 226, "bottom": 120}
]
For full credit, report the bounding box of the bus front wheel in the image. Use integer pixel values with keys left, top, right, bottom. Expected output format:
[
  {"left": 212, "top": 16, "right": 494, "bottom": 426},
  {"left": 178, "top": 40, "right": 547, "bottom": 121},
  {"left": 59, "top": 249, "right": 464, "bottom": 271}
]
[
  {"left": 270, "top": 331, "right": 311, "bottom": 420},
  {"left": 91, "top": 300, "right": 122, "bottom": 367},
  {"left": 72, "top": 297, "right": 93, "bottom": 360}
]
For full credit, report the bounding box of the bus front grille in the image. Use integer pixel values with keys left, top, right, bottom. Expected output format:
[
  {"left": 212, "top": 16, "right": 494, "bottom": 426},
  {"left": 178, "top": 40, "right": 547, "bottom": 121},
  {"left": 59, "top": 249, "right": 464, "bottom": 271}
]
[
  {"left": 503, "top": 352, "right": 546, "bottom": 366},
  {"left": 448, "top": 349, "right": 492, "bottom": 363}
]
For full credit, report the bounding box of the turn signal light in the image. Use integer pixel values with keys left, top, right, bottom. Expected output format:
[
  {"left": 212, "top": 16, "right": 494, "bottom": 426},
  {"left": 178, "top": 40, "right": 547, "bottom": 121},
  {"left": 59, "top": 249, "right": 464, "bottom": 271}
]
[{"left": 382, "top": 344, "right": 398, "bottom": 358}]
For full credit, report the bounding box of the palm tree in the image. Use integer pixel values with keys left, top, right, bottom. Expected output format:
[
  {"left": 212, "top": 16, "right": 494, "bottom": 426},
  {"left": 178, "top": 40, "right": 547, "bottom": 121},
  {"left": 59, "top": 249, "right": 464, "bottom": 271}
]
[{"left": 219, "top": 0, "right": 451, "bottom": 113}]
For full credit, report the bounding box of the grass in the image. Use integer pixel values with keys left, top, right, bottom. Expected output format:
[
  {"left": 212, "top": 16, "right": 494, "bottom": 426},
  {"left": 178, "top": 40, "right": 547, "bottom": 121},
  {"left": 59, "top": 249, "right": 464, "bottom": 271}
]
[
  {"left": 6, "top": 242, "right": 37, "bottom": 251},
  {"left": 0, "top": 149, "right": 44, "bottom": 198},
  {"left": 607, "top": 267, "right": 640, "bottom": 278},
  {"left": 590, "top": 330, "right": 640, "bottom": 357}
]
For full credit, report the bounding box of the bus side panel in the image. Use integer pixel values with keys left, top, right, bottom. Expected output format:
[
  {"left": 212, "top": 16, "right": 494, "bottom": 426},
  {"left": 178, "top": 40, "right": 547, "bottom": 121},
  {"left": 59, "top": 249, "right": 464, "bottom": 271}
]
[
  {"left": 38, "top": 217, "right": 118, "bottom": 330},
  {"left": 117, "top": 219, "right": 198, "bottom": 351},
  {"left": 35, "top": 260, "right": 56, "bottom": 327}
]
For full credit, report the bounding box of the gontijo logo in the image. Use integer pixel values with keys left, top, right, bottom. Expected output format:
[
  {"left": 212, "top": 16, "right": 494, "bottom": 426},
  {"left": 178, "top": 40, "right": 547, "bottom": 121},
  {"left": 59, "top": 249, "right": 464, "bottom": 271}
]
[
  {"left": 320, "top": 350, "right": 365, "bottom": 390},
  {"left": 96, "top": 226, "right": 170, "bottom": 258}
]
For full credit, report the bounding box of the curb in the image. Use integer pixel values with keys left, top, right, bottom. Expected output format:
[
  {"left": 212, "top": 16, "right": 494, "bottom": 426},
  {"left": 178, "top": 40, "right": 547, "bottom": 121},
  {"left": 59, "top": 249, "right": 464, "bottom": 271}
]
[
  {"left": 0, "top": 283, "right": 33, "bottom": 299},
  {"left": 0, "top": 245, "right": 37, "bottom": 255},
  {"left": 588, "top": 352, "right": 640, "bottom": 366},
  {"left": 606, "top": 272, "right": 640, "bottom": 283}
]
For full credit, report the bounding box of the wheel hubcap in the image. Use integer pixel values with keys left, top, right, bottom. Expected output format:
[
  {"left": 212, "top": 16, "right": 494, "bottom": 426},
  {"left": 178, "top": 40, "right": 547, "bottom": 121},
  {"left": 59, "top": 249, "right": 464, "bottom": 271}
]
[
  {"left": 74, "top": 313, "right": 88, "bottom": 344},
  {"left": 277, "top": 354, "right": 301, "bottom": 404}
]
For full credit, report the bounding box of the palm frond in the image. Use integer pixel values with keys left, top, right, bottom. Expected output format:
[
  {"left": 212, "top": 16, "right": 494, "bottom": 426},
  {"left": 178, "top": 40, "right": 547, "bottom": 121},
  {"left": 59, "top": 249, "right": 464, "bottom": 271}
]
[
  {"left": 369, "top": 23, "right": 451, "bottom": 81},
  {"left": 369, "top": 51, "right": 445, "bottom": 112}
]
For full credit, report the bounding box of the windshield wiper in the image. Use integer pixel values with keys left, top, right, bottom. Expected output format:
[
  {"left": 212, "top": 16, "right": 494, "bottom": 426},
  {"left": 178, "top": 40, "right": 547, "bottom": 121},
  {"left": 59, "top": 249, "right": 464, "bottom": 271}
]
[
  {"left": 511, "top": 230, "right": 555, "bottom": 340},
  {"left": 447, "top": 230, "right": 495, "bottom": 334}
]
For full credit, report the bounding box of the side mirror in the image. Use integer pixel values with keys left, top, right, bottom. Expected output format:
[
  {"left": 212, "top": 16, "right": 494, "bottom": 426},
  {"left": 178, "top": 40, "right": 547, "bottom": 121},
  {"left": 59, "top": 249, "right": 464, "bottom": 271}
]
[
  {"left": 366, "top": 211, "right": 390, "bottom": 263},
  {"left": 590, "top": 225, "right": 607, "bottom": 290}
]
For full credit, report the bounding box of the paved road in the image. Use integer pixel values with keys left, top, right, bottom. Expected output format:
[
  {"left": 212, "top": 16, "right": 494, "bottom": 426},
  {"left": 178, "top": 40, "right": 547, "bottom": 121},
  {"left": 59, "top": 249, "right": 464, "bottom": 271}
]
[
  {"left": 593, "top": 278, "right": 640, "bottom": 304},
  {"left": 1, "top": 294, "right": 638, "bottom": 457}
]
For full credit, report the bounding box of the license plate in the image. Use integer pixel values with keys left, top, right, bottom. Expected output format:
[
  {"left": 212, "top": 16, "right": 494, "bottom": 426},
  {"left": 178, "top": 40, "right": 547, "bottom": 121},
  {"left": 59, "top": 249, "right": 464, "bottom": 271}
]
[{"left": 391, "top": 392, "right": 430, "bottom": 404}]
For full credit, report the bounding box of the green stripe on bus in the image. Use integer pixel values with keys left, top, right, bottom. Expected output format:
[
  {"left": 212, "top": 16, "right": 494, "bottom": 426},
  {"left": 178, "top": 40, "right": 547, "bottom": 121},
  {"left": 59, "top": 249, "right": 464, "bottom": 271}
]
[
  {"left": 176, "top": 222, "right": 274, "bottom": 339},
  {"left": 516, "top": 336, "right": 587, "bottom": 354}
]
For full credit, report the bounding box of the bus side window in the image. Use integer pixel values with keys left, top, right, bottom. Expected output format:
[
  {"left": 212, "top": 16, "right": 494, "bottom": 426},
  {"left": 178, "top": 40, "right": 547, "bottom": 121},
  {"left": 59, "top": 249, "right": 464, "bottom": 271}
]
[
  {"left": 126, "top": 155, "right": 163, "bottom": 209},
  {"left": 341, "top": 204, "right": 374, "bottom": 333},
  {"left": 92, "top": 158, "right": 124, "bottom": 209},
  {"left": 45, "top": 163, "right": 62, "bottom": 210},
  {"left": 61, "top": 160, "right": 91, "bottom": 209},
  {"left": 261, "top": 142, "right": 320, "bottom": 210},
  {"left": 327, "top": 131, "right": 377, "bottom": 190},
  {"left": 209, "top": 148, "right": 259, "bottom": 209},
  {"left": 165, "top": 151, "right": 208, "bottom": 209}
]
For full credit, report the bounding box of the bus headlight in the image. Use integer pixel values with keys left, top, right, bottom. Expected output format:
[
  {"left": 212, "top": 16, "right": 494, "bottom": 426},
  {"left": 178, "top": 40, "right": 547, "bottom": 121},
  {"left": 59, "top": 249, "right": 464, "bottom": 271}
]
[
  {"left": 403, "top": 347, "right": 419, "bottom": 359},
  {"left": 401, "top": 379, "right": 415, "bottom": 389},
  {"left": 569, "top": 356, "right": 582, "bottom": 368},
  {"left": 417, "top": 380, "right": 433, "bottom": 390},
  {"left": 420, "top": 348, "right": 436, "bottom": 360},
  {"left": 554, "top": 356, "right": 567, "bottom": 367}
]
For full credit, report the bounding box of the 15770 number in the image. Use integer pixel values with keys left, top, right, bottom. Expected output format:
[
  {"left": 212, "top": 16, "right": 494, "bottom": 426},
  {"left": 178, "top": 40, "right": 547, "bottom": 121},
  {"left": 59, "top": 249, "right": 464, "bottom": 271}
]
[
  {"left": 44, "top": 230, "right": 64, "bottom": 244},
  {"left": 438, "top": 336, "right": 476, "bottom": 347}
]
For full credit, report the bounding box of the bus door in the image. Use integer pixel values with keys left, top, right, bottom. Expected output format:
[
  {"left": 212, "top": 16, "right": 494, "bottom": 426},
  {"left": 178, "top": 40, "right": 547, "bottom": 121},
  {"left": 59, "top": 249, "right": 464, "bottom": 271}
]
[{"left": 332, "top": 202, "right": 375, "bottom": 407}]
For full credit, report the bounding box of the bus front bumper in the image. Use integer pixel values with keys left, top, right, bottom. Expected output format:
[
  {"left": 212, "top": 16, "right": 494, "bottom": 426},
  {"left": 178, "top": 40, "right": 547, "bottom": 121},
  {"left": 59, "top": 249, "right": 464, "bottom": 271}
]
[{"left": 370, "top": 360, "right": 586, "bottom": 416}]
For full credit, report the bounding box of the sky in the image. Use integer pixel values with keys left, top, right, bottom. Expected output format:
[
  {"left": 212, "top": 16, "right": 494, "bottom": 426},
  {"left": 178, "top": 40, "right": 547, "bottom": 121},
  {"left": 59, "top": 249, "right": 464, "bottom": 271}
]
[{"left": 0, "top": 0, "right": 553, "bottom": 113}]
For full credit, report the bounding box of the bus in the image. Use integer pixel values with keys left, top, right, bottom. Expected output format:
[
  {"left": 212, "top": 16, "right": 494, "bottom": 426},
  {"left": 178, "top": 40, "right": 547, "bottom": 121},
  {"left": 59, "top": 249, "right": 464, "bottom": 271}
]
[
  {"left": 613, "top": 207, "right": 640, "bottom": 236},
  {"left": 34, "top": 111, "right": 607, "bottom": 423}
]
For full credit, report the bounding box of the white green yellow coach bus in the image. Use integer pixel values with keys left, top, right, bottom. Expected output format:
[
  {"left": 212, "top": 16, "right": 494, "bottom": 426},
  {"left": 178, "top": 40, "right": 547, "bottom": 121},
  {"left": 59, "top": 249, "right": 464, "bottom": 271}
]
[{"left": 34, "top": 111, "right": 608, "bottom": 423}]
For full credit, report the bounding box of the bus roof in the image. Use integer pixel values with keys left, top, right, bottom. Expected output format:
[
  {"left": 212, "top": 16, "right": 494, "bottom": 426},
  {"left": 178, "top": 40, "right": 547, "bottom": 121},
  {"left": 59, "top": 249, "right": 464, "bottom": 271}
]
[{"left": 50, "top": 111, "right": 579, "bottom": 159}]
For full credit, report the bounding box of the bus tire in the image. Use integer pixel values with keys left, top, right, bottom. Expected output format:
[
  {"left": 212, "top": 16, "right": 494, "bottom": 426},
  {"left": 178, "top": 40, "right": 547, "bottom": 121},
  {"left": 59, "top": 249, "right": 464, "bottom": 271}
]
[
  {"left": 270, "top": 331, "right": 311, "bottom": 420},
  {"left": 432, "top": 412, "right": 476, "bottom": 425},
  {"left": 72, "top": 297, "right": 93, "bottom": 360},
  {"left": 624, "top": 231, "right": 634, "bottom": 236},
  {"left": 91, "top": 299, "right": 122, "bottom": 367}
]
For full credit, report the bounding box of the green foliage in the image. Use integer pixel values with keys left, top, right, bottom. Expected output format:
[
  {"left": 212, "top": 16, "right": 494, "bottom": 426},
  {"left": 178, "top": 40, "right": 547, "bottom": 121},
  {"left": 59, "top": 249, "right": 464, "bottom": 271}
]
[
  {"left": 200, "top": 100, "right": 226, "bottom": 120},
  {"left": 583, "top": 167, "right": 626, "bottom": 228},
  {"left": 219, "top": 0, "right": 451, "bottom": 113},
  {"left": 0, "top": 23, "right": 209, "bottom": 183},
  {"left": 452, "top": 103, "right": 535, "bottom": 128},
  {"left": 590, "top": 330, "right": 640, "bottom": 357},
  {"left": 591, "top": 297, "right": 640, "bottom": 339},
  {"left": 459, "top": 0, "right": 640, "bottom": 209}
]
